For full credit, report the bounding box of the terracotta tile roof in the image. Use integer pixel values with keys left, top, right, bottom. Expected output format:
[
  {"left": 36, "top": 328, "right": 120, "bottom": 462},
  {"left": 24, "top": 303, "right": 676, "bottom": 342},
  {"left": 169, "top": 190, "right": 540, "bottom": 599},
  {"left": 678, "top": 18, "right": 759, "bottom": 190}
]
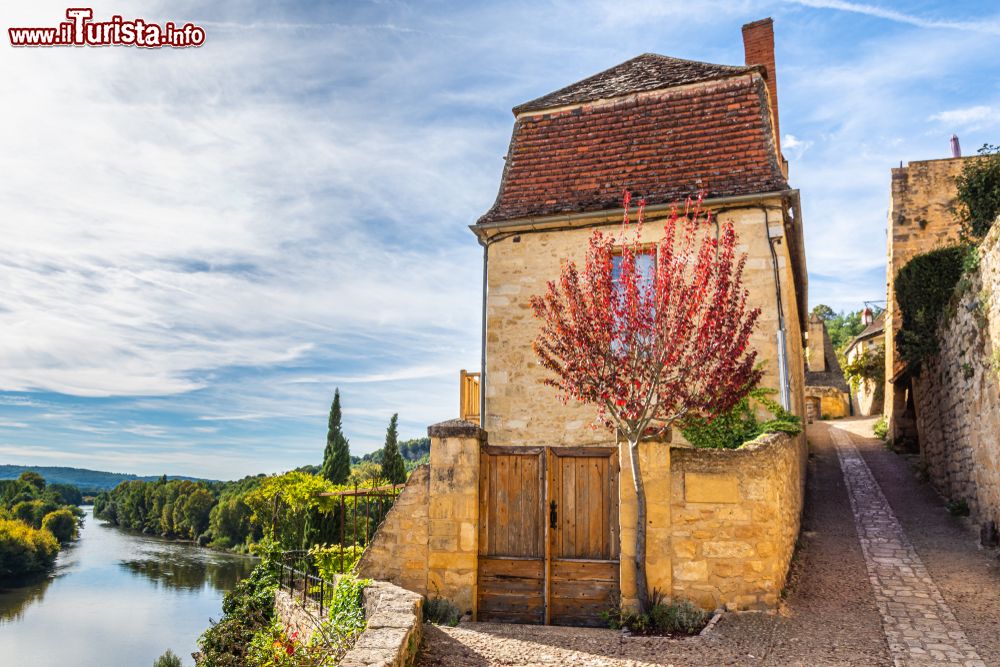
[
  {"left": 513, "top": 53, "right": 757, "bottom": 115},
  {"left": 478, "top": 70, "right": 786, "bottom": 225}
]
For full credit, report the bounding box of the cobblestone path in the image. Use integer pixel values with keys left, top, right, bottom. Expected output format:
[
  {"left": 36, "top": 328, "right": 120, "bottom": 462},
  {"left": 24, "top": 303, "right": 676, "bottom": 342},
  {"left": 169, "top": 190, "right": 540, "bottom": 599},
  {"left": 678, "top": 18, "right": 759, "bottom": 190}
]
[{"left": 831, "top": 426, "right": 986, "bottom": 667}]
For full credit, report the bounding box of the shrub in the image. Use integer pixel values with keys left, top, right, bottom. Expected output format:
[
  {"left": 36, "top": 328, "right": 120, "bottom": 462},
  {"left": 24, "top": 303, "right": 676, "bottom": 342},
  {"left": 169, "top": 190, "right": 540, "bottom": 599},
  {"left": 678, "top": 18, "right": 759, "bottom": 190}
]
[
  {"left": 153, "top": 649, "right": 182, "bottom": 667},
  {"left": 0, "top": 517, "right": 59, "bottom": 578},
  {"left": 423, "top": 596, "right": 461, "bottom": 626},
  {"left": 956, "top": 144, "right": 1000, "bottom": 239},
  {"left": 895, "top": 246, "right": 966, "bottom": 368},
  {"left": 873, "top": 416, "right": 888, "bottom": 441},
  {"left": 603, "top": 595, "right": 709, "bottom": 636},
  {"left": 41, "top": 508, "right": 78, "bottom": 544},
  {"left": 197, "top": 562, "right": 278, "bottom": 666},
  {"left": 681, "top": 385, "right": 801, "bottom": 450},
  {"left": 946, "top": 499, "right": 970, "bottom": 517}
]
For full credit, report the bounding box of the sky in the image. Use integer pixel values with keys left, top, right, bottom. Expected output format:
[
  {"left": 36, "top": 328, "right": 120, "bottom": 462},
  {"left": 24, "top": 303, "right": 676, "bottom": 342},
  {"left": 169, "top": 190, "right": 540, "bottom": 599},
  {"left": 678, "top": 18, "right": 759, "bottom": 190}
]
[{"left": 1, "top": 0, "right": 997, "bottom": 479}]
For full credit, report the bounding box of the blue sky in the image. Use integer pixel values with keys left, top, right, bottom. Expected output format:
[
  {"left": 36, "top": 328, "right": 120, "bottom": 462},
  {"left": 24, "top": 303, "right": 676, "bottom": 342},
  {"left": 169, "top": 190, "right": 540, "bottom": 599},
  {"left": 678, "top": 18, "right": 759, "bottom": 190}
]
[{"left": 1, "top": 0, "right": 998, "bottom": 479}]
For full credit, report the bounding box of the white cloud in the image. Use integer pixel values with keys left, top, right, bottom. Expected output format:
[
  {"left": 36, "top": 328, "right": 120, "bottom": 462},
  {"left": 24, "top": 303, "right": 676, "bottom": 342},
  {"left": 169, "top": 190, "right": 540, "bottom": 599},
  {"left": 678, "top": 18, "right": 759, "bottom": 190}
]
[
  {"left": 785, "top": 0, "right": 1000, "bottom": 35},
  {"left": 929, "top": 105, "right": 999, "bottom": 132}
]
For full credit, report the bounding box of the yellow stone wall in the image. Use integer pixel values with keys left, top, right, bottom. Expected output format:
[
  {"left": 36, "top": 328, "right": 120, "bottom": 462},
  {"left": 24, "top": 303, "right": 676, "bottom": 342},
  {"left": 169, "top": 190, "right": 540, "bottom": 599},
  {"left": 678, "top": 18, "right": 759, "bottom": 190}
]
[
  {"left": 668, "top": 431, "right": 806, "bottom": 611},
  {"left": 806, "top": 314, "right": 827, "bottom": 373},
  {"left": 355, "top": 465, "right": 430, "bottom": 596},
  {"left": 484, "top": 200, "right": 807, "bottom": 446},
  {"left": 618, "top": 441, "right": 672, "bottom": 609},
  {"left": 885, "top": 158, "right": 968, "bottom": 439},
  {"left": 426, "top": 430, "right": 480, "bottom": 614}
]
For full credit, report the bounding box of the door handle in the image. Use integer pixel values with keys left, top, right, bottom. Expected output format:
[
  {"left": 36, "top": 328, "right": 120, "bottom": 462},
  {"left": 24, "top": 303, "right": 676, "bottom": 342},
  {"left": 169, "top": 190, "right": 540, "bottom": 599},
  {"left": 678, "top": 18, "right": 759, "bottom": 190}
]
[{"left": 549, "top": 500, "right": 558, "bottom": 529}]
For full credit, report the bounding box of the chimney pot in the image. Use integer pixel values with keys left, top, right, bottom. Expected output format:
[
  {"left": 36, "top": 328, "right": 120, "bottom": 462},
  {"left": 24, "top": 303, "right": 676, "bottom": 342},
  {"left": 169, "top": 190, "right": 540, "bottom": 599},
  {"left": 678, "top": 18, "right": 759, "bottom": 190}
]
[{"left": 950, "top": 134, "right": 962, "bottom": 158}]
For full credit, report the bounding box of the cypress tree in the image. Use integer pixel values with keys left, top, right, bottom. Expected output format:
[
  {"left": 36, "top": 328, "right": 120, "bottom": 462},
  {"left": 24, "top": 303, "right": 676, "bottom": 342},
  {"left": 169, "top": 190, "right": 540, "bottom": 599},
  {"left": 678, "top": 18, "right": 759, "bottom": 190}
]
[
  {"left": 321, "top": 389, "right": 351, "bottom": 484},
  {"left": 380, "top": 413, "right": 407, "bottom": 485}
]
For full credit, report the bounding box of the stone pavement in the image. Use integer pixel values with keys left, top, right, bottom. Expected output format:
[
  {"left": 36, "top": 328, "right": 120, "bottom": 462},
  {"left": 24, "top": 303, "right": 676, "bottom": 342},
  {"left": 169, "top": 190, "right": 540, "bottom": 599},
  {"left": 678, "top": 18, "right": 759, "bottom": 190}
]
[{"left": 831, "top": 425, "right": 986, "bottom": 667}]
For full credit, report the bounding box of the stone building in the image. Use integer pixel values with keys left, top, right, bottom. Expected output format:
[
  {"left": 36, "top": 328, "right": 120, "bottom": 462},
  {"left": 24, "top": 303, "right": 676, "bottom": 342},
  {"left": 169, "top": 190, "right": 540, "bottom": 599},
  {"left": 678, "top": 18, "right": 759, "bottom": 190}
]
[
  {"left": 844, "top": 309, "right": 885, "bottom": 417},
  {"left": 804, "top": 314, "right": 851, "bottom": 421},
  {"left": 360, "top": 17, "right": 810, "bottom": 622},
  {"left": 475, "top": 18, "right": 808, "bottom": 444},
  {"left": 884, "top": 157, "right": 969, "bottom": 442}
]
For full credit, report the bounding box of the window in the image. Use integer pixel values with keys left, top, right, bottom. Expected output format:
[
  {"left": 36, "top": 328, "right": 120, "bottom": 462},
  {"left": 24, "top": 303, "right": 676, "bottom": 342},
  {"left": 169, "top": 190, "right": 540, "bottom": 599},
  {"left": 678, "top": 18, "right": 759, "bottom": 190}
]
[{"left": 612, "top": 247, "right": 656, "bottom": 292}]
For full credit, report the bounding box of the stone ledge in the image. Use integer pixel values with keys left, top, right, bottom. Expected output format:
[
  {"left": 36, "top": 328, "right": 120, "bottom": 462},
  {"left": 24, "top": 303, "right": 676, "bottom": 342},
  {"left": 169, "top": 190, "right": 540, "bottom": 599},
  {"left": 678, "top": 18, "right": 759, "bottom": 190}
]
[
  {"left": 339, "top": 581, "right": 423, "bottom": 667},
  {"left": 427, "top": 419, "right": 485, "bottom": 440}
]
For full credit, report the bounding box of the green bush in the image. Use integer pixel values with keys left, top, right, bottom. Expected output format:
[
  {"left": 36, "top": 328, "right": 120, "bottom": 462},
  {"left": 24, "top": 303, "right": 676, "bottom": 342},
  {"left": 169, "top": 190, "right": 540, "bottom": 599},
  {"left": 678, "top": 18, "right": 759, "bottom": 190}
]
[
  {"left": 873, "top": 416, "right": 888, "bottom": 441},
  {"left": 197, "top": 562, "right": 278, "bottom": 666},
  {"left": 681, "top": 386, "right": 801, "bottom": 450},
  {"left": 423, "top": 596, "right": 461, "bottom": 626},
  {"left": 895, "top": 246, "right": 967, "bottom": 368},
  {"left": 0, "top": 517, "right": 59, "bottom": 578},
  {"left": 153, "top": 649, "right": 182, "bottom": 667},
  {"left": 41, "top": 508, "right": 78, "bottom": 544},
  {"left": 956, "top": 144, "right": 1000, "bottom": 239},
  {"left": 946, "top": 499, "right": 970, "bottom": 517},
  {"left": 603, "top": 597, "right": 709, "bottom": 636}
]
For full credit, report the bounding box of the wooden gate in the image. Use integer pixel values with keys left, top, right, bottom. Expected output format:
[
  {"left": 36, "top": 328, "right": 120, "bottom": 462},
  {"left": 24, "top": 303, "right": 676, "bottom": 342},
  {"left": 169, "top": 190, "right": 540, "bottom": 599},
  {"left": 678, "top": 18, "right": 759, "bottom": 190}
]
[{"left": 476, "top": 445, "right": 619, "bottom": 626}]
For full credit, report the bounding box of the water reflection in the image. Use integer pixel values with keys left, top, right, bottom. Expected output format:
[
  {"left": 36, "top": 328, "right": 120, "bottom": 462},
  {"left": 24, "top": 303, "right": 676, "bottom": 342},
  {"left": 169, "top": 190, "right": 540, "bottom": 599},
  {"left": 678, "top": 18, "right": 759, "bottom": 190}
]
[{"left": 0, "top": 507, "right": 255, "bottom": 666}]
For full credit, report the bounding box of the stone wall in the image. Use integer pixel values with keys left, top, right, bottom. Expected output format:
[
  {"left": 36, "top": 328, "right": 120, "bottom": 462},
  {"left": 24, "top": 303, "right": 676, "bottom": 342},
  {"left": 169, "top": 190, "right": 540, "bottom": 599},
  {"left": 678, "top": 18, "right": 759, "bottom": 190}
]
[
  {"left": 912, "top": 222, "right": 1000, "bottom": 531},
  {"left": 668, "top": 432, "right": 806, "bottom": 611},
  {"left": 274, "top": 589, "right": 325, "bottom": 644},
  {"left": 483, "top": 200, "right": 807, "bottom": 448},
  {"left": 804, "top": 385, "right": 850, "bottom": 420},
  {"left": 275, "top": 581, "right": 423, "bottom": 667},
  {"left": 355, "top": 466, "right": 429, "bottom": 596},
  {"left": 885, "top": 157, "right": 970, "bottom": 440}
]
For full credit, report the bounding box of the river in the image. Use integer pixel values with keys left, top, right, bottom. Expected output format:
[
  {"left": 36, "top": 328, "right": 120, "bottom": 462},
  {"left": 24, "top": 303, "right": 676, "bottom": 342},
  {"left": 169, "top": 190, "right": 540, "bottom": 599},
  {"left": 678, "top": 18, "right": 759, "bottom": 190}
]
[{"left": 0, "top": 507, "right": 256, "bottom": 666}]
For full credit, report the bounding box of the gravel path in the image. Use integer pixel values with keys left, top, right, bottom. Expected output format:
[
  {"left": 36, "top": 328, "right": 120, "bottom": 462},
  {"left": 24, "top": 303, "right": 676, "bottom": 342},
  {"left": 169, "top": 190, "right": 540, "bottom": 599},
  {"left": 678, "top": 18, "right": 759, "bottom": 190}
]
[{"left": 416, "top": 419, "right": 999, "bottom": 667}]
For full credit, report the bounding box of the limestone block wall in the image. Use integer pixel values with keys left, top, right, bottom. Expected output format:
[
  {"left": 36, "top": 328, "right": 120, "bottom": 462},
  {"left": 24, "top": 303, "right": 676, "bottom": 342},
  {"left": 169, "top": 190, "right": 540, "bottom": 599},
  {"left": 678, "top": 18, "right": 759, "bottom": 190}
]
[
  {"left": 619, "top": 441, "right": 672, "bottom": 609},
  {"left": 668, "top": 432, "right": 806, "bottom": 611},
  {"left": 804, "top": 385, "right": 850, "bottom": 420},
  {"left": 912, "top": 222, "right": 1000, "bottom": 530},
  {"left": 355, "top": 466, "right": 429, "bottom": 595},
  {"left": 483, "top": 200, "right": 807, "bottom": 447},
  {"left": 885, "top": 157, "right": 970, "bottom": 439}
]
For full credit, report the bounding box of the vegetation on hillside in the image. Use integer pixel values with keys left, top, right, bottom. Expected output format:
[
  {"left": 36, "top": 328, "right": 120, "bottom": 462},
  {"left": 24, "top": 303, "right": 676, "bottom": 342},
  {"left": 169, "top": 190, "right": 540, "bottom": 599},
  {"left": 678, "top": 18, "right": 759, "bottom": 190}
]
[{"left": 0, "top": 465, "right": 212, "bottom": 494}]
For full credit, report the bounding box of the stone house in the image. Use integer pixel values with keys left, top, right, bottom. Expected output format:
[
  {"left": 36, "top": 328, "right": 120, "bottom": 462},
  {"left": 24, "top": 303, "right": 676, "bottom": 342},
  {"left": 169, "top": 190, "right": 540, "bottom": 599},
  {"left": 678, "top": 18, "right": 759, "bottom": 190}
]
[
  {"left": 804, "top": 314, "right": 851, "bottom": 421},
  {"left": 359, "top": 17, "right": 809, "bottom": 623},
  {"left": 844, "top": 309, "right": 885, "bottom": 417}
]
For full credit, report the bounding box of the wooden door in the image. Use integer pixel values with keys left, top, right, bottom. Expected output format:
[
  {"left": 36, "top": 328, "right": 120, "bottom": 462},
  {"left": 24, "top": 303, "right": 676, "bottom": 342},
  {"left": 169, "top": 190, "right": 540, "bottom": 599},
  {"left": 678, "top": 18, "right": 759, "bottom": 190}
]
[
  {"left": 476, "top": 444, "right": 619, "bottom": 627},
  {"left": 547, "top": 447, "right": 619, "bottom": 626},
  {"left": 477, "top": 445, "right": 546, "bottom": 623}
]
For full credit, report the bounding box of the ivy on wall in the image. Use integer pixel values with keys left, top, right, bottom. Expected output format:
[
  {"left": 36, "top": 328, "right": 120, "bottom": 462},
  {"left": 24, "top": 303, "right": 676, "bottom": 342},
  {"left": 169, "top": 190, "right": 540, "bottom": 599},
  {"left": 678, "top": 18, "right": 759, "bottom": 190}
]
[
  {"left": 895, "top": 246, "right": 967, "bottom": 369},
  {"left": 842, "top": 345, "right": 885, "bottom": 399},
  {"left": 956, "top": 144, "right": 1000, "bottom": 240}
]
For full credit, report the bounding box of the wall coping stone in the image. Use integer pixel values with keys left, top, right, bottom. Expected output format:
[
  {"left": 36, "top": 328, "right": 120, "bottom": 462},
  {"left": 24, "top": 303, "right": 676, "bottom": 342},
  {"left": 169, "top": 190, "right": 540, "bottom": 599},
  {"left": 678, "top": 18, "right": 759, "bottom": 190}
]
[
  {"left": 804, "top": 385, "right": 848, "bottom": 397},
  {"left": 670, "top": 431, "right": 795, "bottom": 467},
  {"left": 427, "top": 419, "right": 485, "bottom": 439},
  {"left": 339, "top": 580, "right": 423, "bottom": 667}
]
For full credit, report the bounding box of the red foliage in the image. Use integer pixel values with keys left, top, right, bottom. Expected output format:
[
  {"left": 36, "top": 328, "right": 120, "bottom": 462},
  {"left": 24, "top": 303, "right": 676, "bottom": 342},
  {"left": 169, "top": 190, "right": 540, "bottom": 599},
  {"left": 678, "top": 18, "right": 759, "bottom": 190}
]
[{"left": 530, "top": 192, "right": 762, "bottom": 443}]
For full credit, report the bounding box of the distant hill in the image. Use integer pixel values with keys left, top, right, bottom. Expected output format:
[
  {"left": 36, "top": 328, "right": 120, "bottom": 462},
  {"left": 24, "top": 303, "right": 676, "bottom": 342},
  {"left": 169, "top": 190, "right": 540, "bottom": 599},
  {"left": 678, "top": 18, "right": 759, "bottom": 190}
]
[{"left": 0, "top": 465, "right": 214, "bottom": 493}]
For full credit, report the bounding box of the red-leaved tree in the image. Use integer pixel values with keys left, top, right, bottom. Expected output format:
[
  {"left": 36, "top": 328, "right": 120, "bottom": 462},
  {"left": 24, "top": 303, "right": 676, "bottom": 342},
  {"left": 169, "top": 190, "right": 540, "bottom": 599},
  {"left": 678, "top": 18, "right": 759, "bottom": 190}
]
[{"left": 530, "top": 193, "right": 763, "bottom": 610}]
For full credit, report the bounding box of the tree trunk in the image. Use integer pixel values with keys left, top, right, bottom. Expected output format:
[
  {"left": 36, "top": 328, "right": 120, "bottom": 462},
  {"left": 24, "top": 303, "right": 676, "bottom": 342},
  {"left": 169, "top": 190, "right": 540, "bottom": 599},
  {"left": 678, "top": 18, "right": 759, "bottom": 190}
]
[{"left": 627, "top": 438, "right": 650, "bottom": 612}]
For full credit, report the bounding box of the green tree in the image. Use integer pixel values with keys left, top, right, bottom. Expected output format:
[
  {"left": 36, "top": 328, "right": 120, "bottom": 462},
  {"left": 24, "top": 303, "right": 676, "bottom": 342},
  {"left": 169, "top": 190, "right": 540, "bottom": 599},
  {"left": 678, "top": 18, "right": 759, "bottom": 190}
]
[
  {"left": 380, "top": 414, "right": 407, "bottom": 485},
  {"left": 182, "top": 488, "right": 215, "bottom": 539},
  {"left": 153, "top": 649, "right": 182, "bottom": 667},
  {"left": 17, "top": 471, "right": 46, "bottom": 493},
  {"left": 321, "top": 389, "right": 351, "bottom": 484},
  {"left": 41, "top": 509, "right": 78, "bottom": 543},
  {"left": 956, "top": 144, "right": 1000, "bottom": 239}
]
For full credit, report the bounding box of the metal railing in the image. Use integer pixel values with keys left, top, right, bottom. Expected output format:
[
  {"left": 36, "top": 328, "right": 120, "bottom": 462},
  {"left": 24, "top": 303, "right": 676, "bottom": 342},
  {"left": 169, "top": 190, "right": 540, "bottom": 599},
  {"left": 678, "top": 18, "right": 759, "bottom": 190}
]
[
  {"left": 460, "top": 369, "right": 480, "bottom": 423},
  {"left": 315, "top": 483, "right": 404, "bottom": 573},
  {"left": 279, "top": 550, "right": 332, "bottom": 615}
]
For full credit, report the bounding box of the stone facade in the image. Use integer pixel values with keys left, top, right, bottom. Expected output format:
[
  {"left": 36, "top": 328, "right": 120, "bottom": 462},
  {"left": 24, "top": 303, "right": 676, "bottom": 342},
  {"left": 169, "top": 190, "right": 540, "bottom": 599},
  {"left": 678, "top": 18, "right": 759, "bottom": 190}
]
[
  {"left": 483, "top": 202, "right": 807, "bottom": 447},
  {"left": 669, "top": 432, "right": 806, "bottom": 611},
  {"left": 804, "top": 385, "right": 850, "bottom": 422},
  {"left": 885, "top": 157, "right": 970, "bottom": 440},
  {"left": 911, "top": 222, "right": 1000, "bottom": 531},
  {"left": 274, "top": 589, "right": 325, "bottom": 644},
  {"left": 355, "top": 465, "right": 429, "bottom": 595},
  {"left": 361, "top": 422, "right": 805, "bottom": 615}
]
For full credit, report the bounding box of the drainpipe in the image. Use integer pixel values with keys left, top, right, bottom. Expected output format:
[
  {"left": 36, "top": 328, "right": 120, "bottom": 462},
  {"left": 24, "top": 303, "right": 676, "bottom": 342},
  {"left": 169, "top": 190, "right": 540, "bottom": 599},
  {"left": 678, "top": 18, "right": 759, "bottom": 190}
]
[{"left": 762, "top": 207, "right": 792, "bottom": 411}]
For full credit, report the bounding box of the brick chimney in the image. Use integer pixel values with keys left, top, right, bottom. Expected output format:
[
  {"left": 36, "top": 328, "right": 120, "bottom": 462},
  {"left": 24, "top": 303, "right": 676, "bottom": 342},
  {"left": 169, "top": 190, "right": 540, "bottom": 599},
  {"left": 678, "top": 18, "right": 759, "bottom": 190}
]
[{"left": 742, "top": 18, "right": 780, "bottom": 158}]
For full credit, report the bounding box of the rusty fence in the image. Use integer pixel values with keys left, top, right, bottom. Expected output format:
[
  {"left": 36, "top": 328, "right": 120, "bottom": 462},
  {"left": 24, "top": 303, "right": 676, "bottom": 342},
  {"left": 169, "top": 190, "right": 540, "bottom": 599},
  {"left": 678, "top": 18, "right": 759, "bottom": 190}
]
[{"left": 316, "top": 483, "right": 404, "bottom": 573}]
